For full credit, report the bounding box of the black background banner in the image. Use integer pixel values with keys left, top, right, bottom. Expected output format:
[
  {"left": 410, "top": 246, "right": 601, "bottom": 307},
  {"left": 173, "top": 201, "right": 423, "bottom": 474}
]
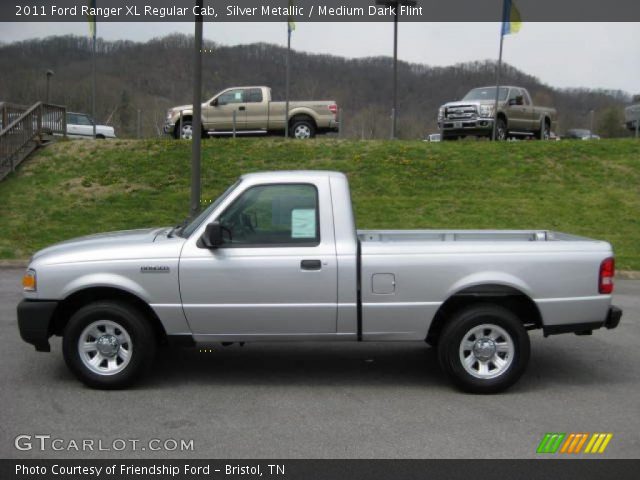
[
  {"left": 4, "top": 0, "right": 640, "bottom": 22},
  {"left": 3, "top": 459, "right": 640, "bottom": 480}
]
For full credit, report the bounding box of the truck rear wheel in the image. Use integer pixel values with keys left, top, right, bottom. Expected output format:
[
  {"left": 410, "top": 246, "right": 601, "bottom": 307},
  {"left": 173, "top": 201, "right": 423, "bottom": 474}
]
[
  {"left": 437, "top": 304, "right": 530, "bottom": 393},
  {"left": 62, "top": 301, "right": 156, "bottom": 389},
  {"left": 290, "top": 119, "right": 316, "bottom": 139}
]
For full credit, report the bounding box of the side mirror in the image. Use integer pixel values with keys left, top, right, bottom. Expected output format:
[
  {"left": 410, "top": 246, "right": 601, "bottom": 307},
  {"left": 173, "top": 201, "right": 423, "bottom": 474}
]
[
  {"left": 200, "top": 222, "right": 224, "bottom": 248},
  {"left": 508, "top": 98, "right": 517, "bottom": 106},
  {"left": 211, "top": 98, "right": 219, "bottom": 107}
]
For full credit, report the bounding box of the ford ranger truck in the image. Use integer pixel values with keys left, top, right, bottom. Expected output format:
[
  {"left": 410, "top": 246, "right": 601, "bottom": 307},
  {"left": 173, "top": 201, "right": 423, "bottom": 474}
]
[
  {"left": 17, "top": 171, "right": 621, "bottom": 393},
  {"left": 438, "top": 86, "right": 557, "bottom": 141},
  {"left": 164, "top": 86, "right": 339, "bottom": 139}
]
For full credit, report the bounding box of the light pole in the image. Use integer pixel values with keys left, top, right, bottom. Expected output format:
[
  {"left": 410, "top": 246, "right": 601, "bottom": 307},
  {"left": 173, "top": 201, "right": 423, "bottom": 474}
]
[
  {"left": 45, "top": 70, "right": 54, "bottom": 103},
  {"left": 376, "top": 0, "right": 416, "bottom": 140},
  {"left": 590, "top": 109, "right": 595, "bottom": 136},
  {"left": 190, "top": 0, "right": 204, "bottom": 219}
]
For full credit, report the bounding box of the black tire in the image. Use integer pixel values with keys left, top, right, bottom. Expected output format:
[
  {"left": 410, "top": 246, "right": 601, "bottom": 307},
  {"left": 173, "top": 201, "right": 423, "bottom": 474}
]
[
  {"left": 536, "top": 121, "right": 551, "bottom": 140},
  {"left": 62, "top": 301, "right": 157, "bottom": 389},
  {"left": 290, "top": 118, "right": 316, "bottom": 139},
  {"left": 95, "top": 134, "right": 105, "bottom": 140},
  {"left": 175, "top": 120, "right": 193, "bottom": 140},
  {"left": 495, "top": 118, "right": 508, "bottom": 141},
  {"left": 437, "top": 304, "right": 530, "bottom": 394}
]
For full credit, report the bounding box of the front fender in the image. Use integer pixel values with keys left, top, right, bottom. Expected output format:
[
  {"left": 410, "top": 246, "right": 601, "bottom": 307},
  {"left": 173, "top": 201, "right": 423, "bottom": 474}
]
[{"left": 60, "top": 273, "right": 152, "bottom": 302}]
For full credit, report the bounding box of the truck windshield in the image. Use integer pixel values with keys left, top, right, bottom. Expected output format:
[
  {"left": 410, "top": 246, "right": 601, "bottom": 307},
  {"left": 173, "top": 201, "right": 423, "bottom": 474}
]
[
  {"left": 463, "top": 87, "right": 509, "bottom": 101},
  {"left": 178, "top": 179, "right": 241, "bottom": 238}
]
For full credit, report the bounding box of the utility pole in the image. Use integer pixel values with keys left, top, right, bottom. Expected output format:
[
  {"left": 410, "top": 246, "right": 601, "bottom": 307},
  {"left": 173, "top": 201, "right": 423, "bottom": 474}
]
[
  {"left": 590, "top": 109, "right": 595, "bottom": 136},
  {"left": 376, "top": 0, "right": 416, "bottom": 140},
  {"left": 190, "top": 0, "right": 204, "bottom": 219}
]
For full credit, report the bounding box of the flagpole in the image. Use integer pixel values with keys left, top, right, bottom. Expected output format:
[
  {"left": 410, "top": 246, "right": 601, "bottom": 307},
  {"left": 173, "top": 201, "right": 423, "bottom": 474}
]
[
  {"left": 285, "top": 26, "right": 291, "bottom": 138},
  {"left": 92, "top": 30, "right": 96, "bottom": 139},
  {"left": 492, "top": 22, "right": 505, "bottom": 141}
]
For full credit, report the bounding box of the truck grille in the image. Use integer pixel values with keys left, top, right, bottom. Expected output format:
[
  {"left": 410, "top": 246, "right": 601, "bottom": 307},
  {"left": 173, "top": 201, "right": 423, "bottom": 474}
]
[{"left": 445, "top": 105, "right": 477, "bottom": 120}]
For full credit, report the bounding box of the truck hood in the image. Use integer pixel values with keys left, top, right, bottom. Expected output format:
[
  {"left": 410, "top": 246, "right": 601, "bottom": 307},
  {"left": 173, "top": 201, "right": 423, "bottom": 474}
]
[
  {"left": 31, "top": 227, "right": 172, "bottom": 264},
  {"left": 443, "top": 100, "right": 497, "bottom": 107}
]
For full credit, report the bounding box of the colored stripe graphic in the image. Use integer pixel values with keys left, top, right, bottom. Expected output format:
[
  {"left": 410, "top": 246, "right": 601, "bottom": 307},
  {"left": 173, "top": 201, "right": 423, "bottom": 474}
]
[
  {"left": 538, "top": 433, "right": 613, "bottom": 454},
  {"left": 584, "top": 433, "right": 613, "bottom": 454},
  {"left": 537, "top": 433, "right": 566, "bottom": 453},
  {"left": 559, "top": 433, "right": 589, "bottom": 453}
]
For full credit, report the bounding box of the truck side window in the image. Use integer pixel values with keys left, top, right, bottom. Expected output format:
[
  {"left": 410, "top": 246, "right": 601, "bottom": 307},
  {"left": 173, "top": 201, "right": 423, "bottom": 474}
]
[
  {"left": 218, "top": 184, "right": 319, "bottom": 247},
  {"left": 217, "top": 89, "right": 244, "bottom": 105},
  {"left": 246, "top": 88, "right": 263, "bottom": 103}
]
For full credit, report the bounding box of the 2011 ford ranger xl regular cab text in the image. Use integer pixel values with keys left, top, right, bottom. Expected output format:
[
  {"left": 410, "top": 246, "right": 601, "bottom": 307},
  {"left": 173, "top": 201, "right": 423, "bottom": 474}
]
[{"left": 17, "top": 171, "right": 622, "bottom": 393}]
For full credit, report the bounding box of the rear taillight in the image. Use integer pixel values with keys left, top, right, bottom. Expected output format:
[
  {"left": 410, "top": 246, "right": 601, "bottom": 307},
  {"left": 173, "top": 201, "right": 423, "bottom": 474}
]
[
  {"left": 599, "top": 257, "right": 615, "bottom": 294},
  {"left": 329, "top": 104, "right": 338, "bottom": 115}
]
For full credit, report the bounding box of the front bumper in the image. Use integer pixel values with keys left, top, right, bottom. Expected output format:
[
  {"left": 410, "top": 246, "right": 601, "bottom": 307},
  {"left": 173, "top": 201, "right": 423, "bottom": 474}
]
[
  {"left": 439, "top": 117, "right": 494, "bottom": 136},
  {"left": 543, "top": 306, "right": 622, "bottom": 337},
  {"left": 17, "top": 299, "right": 58, "bottom": 352}
]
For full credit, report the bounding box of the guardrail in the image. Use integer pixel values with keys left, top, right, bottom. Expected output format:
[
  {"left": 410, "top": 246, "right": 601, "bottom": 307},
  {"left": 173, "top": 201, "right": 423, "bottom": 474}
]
[{"left": 0, "top": 102, "right": 66, "bottom": 181}]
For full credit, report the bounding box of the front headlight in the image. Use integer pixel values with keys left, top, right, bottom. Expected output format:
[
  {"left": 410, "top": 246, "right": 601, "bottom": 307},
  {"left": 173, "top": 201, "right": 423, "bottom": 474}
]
[
  {"left": 437, "top": 107, "right": 445, "bottom": 120},
  {"left": 22, "top": 269, "right": 36, "bottom": 292},
  {"left": 479, "top": 105, "right": 494, "bottom": 117}
]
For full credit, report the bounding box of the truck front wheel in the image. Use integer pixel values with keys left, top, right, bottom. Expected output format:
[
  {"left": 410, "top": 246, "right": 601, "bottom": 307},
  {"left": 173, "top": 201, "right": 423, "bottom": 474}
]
[
  {"left": 437, "top": 304, "right": 530, "bottom": 393},
  {"left": 176, "top": 121, "right": 193, "bottom": 140},
  {"left": 495, "top": 118, "right": 508, "bottom": 141},
  {"left": 62, "top": 301, "right": 157, "bottom": 389}
]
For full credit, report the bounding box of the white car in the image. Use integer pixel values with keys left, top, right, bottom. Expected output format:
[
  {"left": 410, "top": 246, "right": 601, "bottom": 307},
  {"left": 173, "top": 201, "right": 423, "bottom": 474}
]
[{"left": 65, "top": 112, "right": 116, "bottom": 139}]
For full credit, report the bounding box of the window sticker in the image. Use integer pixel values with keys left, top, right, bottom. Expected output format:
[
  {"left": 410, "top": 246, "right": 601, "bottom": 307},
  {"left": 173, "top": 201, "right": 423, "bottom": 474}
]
[
  {"left": 234, "top": 91, "right": 242, "bottom": 100},
  {"left": 291, "top": 209, "right": 316, "bottom": 238}
]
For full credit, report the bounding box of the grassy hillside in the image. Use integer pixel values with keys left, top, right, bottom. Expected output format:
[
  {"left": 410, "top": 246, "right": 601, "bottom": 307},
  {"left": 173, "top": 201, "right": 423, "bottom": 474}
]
[{"left": 1, "top": 138, "right": 639, "bottom": 270}]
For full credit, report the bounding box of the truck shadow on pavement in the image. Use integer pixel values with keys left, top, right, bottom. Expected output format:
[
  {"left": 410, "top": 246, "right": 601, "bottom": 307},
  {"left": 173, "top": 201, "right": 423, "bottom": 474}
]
[{"left": 137, "top": 336, "right": 628, "bottom": 393}]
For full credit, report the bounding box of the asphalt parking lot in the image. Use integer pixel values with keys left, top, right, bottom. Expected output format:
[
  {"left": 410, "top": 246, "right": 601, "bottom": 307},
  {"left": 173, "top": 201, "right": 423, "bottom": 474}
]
[{"left": 1, "top": 268, "right": 638, "bottom": 459}]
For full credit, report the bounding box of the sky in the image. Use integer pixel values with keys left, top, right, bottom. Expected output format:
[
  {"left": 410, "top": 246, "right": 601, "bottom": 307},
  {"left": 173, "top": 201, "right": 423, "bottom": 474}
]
[{"left": 1, "top": 22, "right": 638, "bottom": 94}]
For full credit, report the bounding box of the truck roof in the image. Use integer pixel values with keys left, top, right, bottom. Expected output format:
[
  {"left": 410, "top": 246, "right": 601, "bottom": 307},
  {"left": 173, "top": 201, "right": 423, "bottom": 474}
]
[
  {"left": 473, "top": 85, "right": 521, "bottom": 90},
  {"left": 241, "top": 170, "right": 346, "bottom": 181}
]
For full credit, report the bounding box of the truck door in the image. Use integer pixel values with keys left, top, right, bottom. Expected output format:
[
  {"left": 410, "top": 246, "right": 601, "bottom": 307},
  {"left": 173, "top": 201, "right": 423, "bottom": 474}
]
[
  {"left": 244, "top": 88, "right": 268, "bottom": 130},
  {"left": 205, "top": 88, "right": 247, "bottom": 131},
  {"left": 179, "top": 180, "right": 338, "bottom": 337},
  {"left": 506, "top": 88, "right": 528, "bottom": 131}
]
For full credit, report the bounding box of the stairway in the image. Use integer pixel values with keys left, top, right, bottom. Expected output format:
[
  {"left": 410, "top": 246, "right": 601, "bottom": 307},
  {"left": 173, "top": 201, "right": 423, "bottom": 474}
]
[{"left": 0, "top": 101, "right": 67, "bottom": 181}]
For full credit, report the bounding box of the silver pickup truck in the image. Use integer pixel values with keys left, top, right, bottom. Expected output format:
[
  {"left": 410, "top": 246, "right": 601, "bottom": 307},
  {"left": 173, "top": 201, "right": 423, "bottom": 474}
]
[{"left": 18, "top": 171, "right": 621, "bottom": 393}]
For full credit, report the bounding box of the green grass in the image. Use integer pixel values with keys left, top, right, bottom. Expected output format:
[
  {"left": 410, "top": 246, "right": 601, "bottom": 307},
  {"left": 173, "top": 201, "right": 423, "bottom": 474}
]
[{"left": 1, "top": 138, "right": 639, "bottom": 269}]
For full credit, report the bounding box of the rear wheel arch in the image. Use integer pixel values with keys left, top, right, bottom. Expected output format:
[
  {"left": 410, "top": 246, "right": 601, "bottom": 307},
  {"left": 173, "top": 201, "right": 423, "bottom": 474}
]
[
  {"left": 53, "top": 287, "right": 167, "bottom": 345},
  {"left": 426, "top": 284, "right": 542, "bottom": 346},
  {"left": 289, "top": 114, "right": 317, "bottom": 129}
]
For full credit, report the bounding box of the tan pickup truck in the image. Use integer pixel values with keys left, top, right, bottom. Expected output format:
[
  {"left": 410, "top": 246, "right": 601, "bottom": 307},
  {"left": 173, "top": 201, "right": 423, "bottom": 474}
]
[
  {"left": 437, "top": 86, "right": 557, "bottom": 141},
  {"left": 165, "top": 86, "right": 339, "bottom": 139}
]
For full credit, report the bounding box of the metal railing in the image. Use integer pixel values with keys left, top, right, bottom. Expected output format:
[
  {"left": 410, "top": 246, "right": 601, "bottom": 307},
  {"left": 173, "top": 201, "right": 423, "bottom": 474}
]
[{"left": 0, "top": 102, "right": 66, "bottom": 181}]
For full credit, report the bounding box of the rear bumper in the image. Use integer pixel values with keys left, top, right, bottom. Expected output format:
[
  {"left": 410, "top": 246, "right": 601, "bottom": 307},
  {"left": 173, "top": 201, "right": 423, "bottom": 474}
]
[
  {"left": 543, "top": 306, "right": 622, "bottom": 337},
  {"left": 17, "top": 299, "right": 58, "bottom": 352}
]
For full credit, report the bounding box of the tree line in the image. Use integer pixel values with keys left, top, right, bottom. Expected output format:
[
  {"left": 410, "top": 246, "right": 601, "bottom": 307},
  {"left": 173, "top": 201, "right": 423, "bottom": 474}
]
[{"left": 0, "top": 34, "right": 635, "bottom": 138}]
